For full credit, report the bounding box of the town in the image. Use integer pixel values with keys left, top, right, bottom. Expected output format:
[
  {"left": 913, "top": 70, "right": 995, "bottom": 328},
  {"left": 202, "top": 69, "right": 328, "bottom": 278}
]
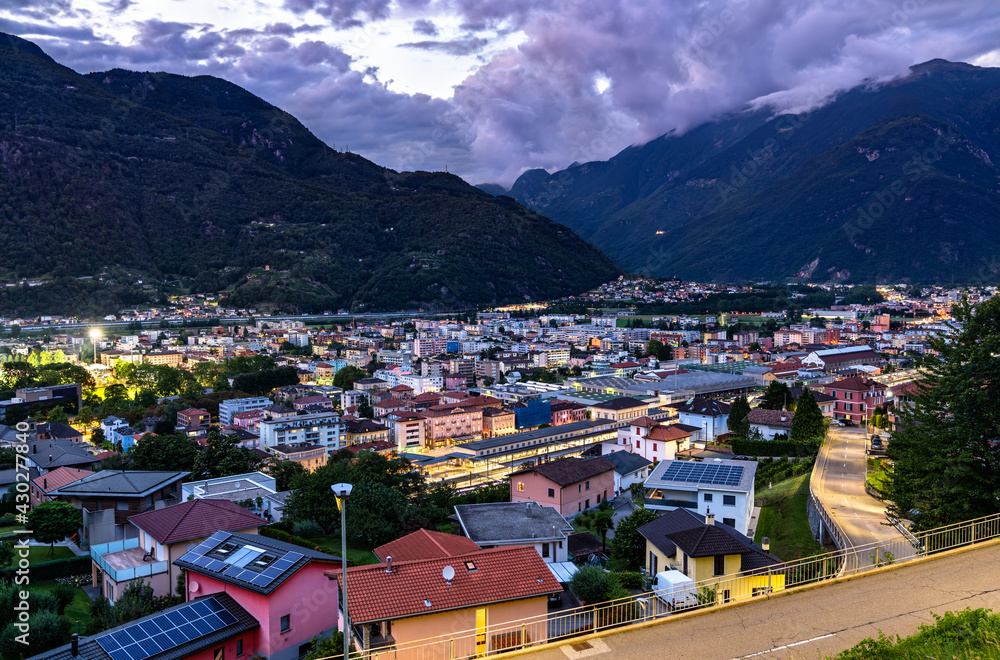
[{"left": 0, "top": 276, "right": 989, "bottom": 659}]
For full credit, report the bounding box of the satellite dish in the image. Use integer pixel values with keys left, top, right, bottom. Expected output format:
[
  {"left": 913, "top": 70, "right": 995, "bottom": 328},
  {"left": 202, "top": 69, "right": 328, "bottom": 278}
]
[
  {"left": 442, "top": 565, "right": 455, "bottom": 582},
  {"left": 189, "top": 581, "right": 199, "bottom": 593}
]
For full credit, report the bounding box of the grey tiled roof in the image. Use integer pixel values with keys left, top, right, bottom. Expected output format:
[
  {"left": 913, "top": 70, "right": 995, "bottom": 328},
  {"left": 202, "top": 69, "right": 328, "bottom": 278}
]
[
  {"left": 603, "top": 450, "right": 653, "bottom": 475},
  {"left": 49, "top": 470, "right": 190, "bottom": 497},
  {"left": 454, "top": 502, "right": 573, "bottom": 544}
]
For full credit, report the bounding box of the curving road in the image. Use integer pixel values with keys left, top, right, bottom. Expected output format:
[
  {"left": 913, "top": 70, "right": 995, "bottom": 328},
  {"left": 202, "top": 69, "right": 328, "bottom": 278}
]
[{"left": 814, "top": 426, "right": 917, "bottom": 571}]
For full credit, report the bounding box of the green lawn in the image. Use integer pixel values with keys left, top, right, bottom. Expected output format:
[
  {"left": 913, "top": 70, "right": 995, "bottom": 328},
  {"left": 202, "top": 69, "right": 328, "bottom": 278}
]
[
  {"left": 308, "top": 537, "right": 379, "bottom": 566},
  {"left": 4, "top": 545, "right": 75, "bottom": 567},
  {"left": 32, "top": 580, "right": 91, "bottom": 634},
  {"left": 754, "top": 473, "right": 825, "bottom": 562},
  {"left": 866, "top": 458, "right": 891, "bottom": 496}
]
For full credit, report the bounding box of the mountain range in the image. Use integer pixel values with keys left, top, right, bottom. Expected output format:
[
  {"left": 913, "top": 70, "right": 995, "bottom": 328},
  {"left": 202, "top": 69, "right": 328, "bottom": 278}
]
[
  {"left": 0, "top": 33, "right": 621, "bottom": 317},
  {"left": 502, "top": 60, "right": 1000, "bottom": 283}
]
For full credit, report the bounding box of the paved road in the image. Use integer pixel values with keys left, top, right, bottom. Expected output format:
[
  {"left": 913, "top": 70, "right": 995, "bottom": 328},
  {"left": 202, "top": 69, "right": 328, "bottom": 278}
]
[
  {"left": 522, "top": 540, "right": 1000, "bottom": 660},
  {"left": 813, "top": 426, "right": 915, "bottom": 571}
]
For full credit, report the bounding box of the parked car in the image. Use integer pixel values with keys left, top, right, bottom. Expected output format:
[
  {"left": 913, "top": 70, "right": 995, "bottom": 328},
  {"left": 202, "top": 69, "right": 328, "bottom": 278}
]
[{"left": 870, "top": 437, "right": 884, "bottom": 451}]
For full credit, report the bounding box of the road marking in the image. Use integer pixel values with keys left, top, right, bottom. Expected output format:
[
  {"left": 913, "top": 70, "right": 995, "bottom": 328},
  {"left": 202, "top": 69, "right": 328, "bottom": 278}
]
[
  {"left": 560, "top": 638, "right": 610, "bottom": 658},
  {"left": 737, "top": 633, "right": 836, "bottom": 658}
]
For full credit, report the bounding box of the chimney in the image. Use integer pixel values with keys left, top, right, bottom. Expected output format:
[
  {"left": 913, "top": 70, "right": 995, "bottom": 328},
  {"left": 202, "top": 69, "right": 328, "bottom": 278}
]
[
  {"left": 762, "top": 537, "right": 770, "bottom": 552},
  {"left": 32, "top": 444, "right": 36, "bottom": 454},
  {"left": 43, "top": 478, "right": 47, "bottom": 490},
  {"left": 71, "top": 634, "right": 79, "bottom": 656},
  {"left": 706, "top": 513, "right": 715, "bottom": 526},
  {"left": 385, "top": 556, "right": 393, "bottom": 574},
  {"left": 526, "top": 502, "right": 532, "bottom": 518}
]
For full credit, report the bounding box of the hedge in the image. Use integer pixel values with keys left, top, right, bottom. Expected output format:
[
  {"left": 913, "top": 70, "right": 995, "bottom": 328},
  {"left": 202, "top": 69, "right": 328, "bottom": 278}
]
[
  {"left": 731, "top": 439, "right": 820, "bottom": 457},
  {"left": 260, "top": 526, "right": 319, "bottom": 551},
  {"left": 0, "top": 555, "right": 92, "bottom": 582},
  {"left": 610, "top": 571, "right": 645, "bottom": 590}
]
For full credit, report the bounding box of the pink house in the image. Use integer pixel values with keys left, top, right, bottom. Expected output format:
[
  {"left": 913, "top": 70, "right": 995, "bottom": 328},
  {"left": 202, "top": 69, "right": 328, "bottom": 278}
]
[
  {"left": 511, "top": 456, "right": 616, "bottom": 516},
  {"left": 176, "top": 531, "right": 344, "bottom": 660},
  {"left": 823, "top": 376, "right": 887, "bottom": 423},
  {"left": 549, "top": 400, "right": 587, "bottom": 426}
]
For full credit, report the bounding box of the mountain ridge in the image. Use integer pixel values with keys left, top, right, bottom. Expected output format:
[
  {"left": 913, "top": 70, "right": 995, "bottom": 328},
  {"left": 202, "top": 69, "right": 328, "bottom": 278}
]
[{"left": 0, "top": 34, "right": 622, "bottom": 317}]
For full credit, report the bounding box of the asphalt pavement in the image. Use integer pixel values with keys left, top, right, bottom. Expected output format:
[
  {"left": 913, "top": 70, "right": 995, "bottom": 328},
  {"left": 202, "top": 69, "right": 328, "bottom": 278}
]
[{"left": 518, "top": 539, "right": 1000, "bottom": 660}]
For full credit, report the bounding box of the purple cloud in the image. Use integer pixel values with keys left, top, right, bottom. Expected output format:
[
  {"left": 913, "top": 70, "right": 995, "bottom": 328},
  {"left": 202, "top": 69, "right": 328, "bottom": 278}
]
[
  {"left": 412, "top": 18, "right": 438, "bottom": 36},
  {"left": 398, "top": 36, "right": 487, "bottom": 56}
]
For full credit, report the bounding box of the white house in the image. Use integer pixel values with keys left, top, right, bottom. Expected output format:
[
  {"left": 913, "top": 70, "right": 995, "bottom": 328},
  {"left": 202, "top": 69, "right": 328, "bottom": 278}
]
[
  {"left": 100, "top": 416, "right": 128, "bottom": 438},
  {"left": 603, "top": 450, "right": 653, "bottom": 495},
  {"left": 747, "top": 409, "right": 795, "bottom": 440},
  {"left": 453, "top": 501, "right": 574, "bottom": 564},
  {"left": 643, "top": 458, "right": 757, "bottom": 537},
  {"left": 669, "top": 397, "right": 731, "bottom": 442}
]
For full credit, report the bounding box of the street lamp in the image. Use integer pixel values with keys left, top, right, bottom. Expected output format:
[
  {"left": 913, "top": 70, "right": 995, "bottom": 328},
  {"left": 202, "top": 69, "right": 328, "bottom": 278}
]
[
  {"left": 331, "top": 483, "right": 353, "bottom": 660},
  {"left": 89, "top": 329, "right": 101, "bottom": 364}
]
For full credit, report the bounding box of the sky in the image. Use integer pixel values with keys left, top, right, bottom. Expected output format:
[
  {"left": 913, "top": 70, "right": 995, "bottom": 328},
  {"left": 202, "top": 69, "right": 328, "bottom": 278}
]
[{"left": 2, "top": 0, "right": 999, "bottom": 186}]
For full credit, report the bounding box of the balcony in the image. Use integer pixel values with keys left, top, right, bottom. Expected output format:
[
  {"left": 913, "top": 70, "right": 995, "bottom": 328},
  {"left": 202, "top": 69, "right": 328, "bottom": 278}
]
[
  {"left": 91, "top": 538, "right": 169, "bottom": 583},
  {"left": 644, "top": 495, "right": 698, "bottom": 510}
]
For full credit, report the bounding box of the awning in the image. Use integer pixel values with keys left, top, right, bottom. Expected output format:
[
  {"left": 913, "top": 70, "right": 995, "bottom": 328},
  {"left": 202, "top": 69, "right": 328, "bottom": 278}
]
[{"left": 546, "top": 561, "right": 580, "bottom": 584}]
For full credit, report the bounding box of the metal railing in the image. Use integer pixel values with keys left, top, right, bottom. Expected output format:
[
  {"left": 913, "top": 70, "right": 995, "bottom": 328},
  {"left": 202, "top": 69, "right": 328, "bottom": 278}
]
[
  {"left": 90, "top": 538, "right": 169, "bottom": 583},
  {"left": 321, "top": 510, "right": 1000, "bottom": 660}
]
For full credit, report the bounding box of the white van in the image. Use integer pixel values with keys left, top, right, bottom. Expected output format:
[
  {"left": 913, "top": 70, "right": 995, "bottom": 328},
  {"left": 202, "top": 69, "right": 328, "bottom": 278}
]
[{"left": 653, "top": 570, "right": 697, "bottom": 610}]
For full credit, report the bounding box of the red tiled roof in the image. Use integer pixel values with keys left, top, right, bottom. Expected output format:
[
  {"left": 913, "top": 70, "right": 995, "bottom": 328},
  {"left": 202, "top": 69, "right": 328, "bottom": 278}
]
[
  {"left": 747, "top": 409, "right": 795, "bottom": 427},
  {"left": 128, "top": 499, "right": 265, "bottom": 544},
  {"left": 630, "top": 416, "right": 659, "bottom": 429},
  {"left": 345, "top": 440, "right": 397, "bottom": 455},
  {"left": 610, "top": 361, "right": 640, "bottom": 368},
  {"left": 388, "top": 385, "right": 413, "bottom": 392},
  {"left": 827, "top": 376, "right": 886, "bottom": 392},
  {"left": 512, "top": 456, "right": 615, "bottom": 487},
  {"left": 331, "top": 546, "right": 561, "bottom": 623},
  {"left": 32, "top": 467, "right": 94, "bottom": 493},
  {"left": 647, "top": 425, "right": 693, "bottom": 442},
  {"left": 373, "top": 528, "right": 481, "bottom": 562}
]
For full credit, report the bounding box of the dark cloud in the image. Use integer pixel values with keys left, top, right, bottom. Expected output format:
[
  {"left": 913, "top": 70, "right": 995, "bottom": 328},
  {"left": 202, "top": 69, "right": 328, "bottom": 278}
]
[
  {"left": 283, "top": 0, "right": 391, "bottom": 29},
  {"left": 398, "top": 36, "right": 487, "bottom": 56},
  {"left": 0, "top": 16, "right": 96, "bottom": 40},
  {"left": 102, "top": 0, "right": 134, "bottom": 14},
  {"left": 412, "top": 18, "right": 438, "bottom": 36}
]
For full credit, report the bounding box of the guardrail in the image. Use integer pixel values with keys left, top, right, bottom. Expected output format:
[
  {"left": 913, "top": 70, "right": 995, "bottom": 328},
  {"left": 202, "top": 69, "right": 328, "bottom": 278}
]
[
  {"left": 808, "top": 432, "right": 852, "bottom": 568},
  {"left": 325, "top": 511, "right": 1000, "bottom": 660},
  {"left": 90, "top": 538, "right": 169, "bottom": 583}
]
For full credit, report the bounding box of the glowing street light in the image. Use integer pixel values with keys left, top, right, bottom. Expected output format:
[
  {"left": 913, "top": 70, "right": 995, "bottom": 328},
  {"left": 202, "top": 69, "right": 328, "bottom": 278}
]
[
  {"left": 89, "top": 329, "right": 101, "bottom": 364},
  {"left": 331, "top": 483, "right": 354, "bottom": 660}
]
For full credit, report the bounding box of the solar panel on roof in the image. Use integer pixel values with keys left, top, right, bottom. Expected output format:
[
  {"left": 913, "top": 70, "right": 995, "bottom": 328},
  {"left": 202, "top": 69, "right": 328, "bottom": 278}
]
[
  {"left": 662, "top": 462, "right": 744, "bottom": 487},
  {"left": 96, "top": 597, "right": 239, "bottom": 660},
  {"left": 283, "top": 551, "right": 304, "bottom": 564}
]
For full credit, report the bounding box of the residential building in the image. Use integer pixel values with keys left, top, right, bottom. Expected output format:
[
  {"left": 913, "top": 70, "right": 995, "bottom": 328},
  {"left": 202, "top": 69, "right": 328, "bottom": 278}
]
[
  {"left": 746, "top": 409, "right": 795, "bottom": 440},
  {"left": 292, "top": 395, "right": 334, "bottom": 412},
  {"left": 108, "top": 425, "right": 147, "bottom": 452},
  {"left": 512, "top": 398, "right": 552, "bottom": 430},
  {"left": 100, "top": 415, "right": 129, "bottom": 439},
  {"left": 219, "top": 397, "right": 272, "bottom": 426},
  {"left": 801, "top": 346, "right": 881, "bottom": 374},
  {"left": 419, "top": 407, "right": 483, "bottom": 447},
  {"left": 454, "top": 501, "right": 574, "bottom": 564},
  {"left": 30, "top": 467, "right": 94, "bottom": 506},
  {"left": 639, "top": 508, "right": 783, "bottom": 605},
  {"left": 46, "top": 470, "right": 190, "bottom": 546},
  {"left": 589, "top": 397, "right": 650, "bottom": 423},
  {"left": 28, "top": 593, "right": 259, "bottom": 660},
  {"left": 669, "top": 397, "right": 731, "bottom": 442},
  {"left": 385, "top": 411, "right": 426, "bottom": 451},
  {"left": 615, "top": 417, "right": 694, "bottom": 464},
  {"left": 823, "top": 377, "right": 887, "bottom": 423},
  {"left": 182, "top": 472, "right": 278, "bottom": 514},
  {"left": 644, "top": 459, "right": 757, "bottom": 536},
  {"left": 333, "top": 545, "right": 560, "bottom": 658},
  {"left": 175, "top": 531, "right": 343, "bottom": 660},
  {"left": 90, "top": 499, "right": 263, "bottom": 602},
  {"left": 144, "top": 351, "right": 184, "bottom": 366},
  {"left": 481, "top": 407, "right": 515, "bottom": 438},
  {"left": 550, "top": 400, "right": 587, "bottom": 426},
  {"left": 344, "top": 419, "right": 391, "bottom": 446},
  {"left": 23, "top": 437, "right": 101, "bottom": 474},
  {"left": 258, "top": 411, "right": 346, "bottom": 455},
  {"left": 790, "top": 386, "right": 837, "bottom": 417},
  {"left": 603, "top": 451, "right": 653, "bottom": 496},
  {"left": 510, "top": 456, "right": 616, "bottom": 516},
  {"left": 267, "top": 443, "right": 328, "bottom": 471},
  {"left": 177, "top": 408, "right": 211, "bottom": 429},
  {"left": 372, "top": 528, "right": 480, "bottom": 562}
]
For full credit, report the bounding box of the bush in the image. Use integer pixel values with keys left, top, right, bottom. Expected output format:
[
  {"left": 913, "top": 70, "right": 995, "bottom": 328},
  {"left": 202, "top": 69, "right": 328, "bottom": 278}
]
[
  {"left": 51, "top": 583, "right": 77, "bottom": 615},
  {"left": 0, "top": 610, "right": 71, "bottom": 656},
  {"left": 610, "top": 571, "right": 644, "bottom": 590},
  {"left": 731, "top": 438, "right": 820, "bottom": 457},
  {"left": 260, "top": 526, "right": 292, "bottom": 542},
  {"left": 0, "top": 556, "right": 91, "bottom": 582},
  {"left": 292, "top": 520, "right": 326, "bottom": 538},
  {"left": 0, "top": 514, "right": 16, "bottom": 527},
  {"left": 570, "top": 565, "right": 613, "bottom": 605}
]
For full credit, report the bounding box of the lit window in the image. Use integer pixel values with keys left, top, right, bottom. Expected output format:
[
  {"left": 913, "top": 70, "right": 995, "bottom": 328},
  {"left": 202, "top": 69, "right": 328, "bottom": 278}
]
[{"left": 517, "top": 482, "right": 524, "bottom": 491}]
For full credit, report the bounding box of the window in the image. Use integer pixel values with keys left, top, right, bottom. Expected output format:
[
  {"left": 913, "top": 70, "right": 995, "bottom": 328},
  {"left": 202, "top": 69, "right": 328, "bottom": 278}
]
[
  {"left": 714, "top": 555, "right": 725, "bottom": 576},
  {"left": 723, "top": 495, "right": 736, "bottom": 506},
  {"left": 547, "top": 488, "right": 555, "bottom": 498},
  {"left": 650, "top": 551, "right": 658, "bottom": 575},
  {"left": 214, "top": 648, "right": 224, "bottom": 660},
  {"left": 584, "top": 499, "right": 590, "bottom": 509},
  {"left": 517, "top": 482, "right": 524, "bottom": 492},
  {"left": 703, "top": 493, "right": 713, "bottom": 502},
  {"left": 578, "top": 484, "right": 582, "bottom": 493},
  {"left": 653, "top": 443, "right": 657, "bottom": 452},
  {"left": 585, "top": 480, "right": 591, "bottom": 491},
  {"left": 280, "top": 615, "right": 290, "bottom": 633},
  {"left": 636, "top": 441, "right": 641, "bottom": 449},
  {"left": 541, "top": 543, "right": 550, "bottom": 558},
  {"left": 116, "top": 500, "right": 128, "bottom": 511},
  {"left": 236, "top": 640, "right": 244, "bottom": 657},
  {"left": 723, "top": 518, "right": 736, "bottom": 528}
]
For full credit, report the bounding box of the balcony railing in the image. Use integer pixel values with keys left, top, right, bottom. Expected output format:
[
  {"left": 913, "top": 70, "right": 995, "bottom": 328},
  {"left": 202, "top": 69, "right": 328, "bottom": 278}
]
[
  {"left": 644, "top": 496, "right": 698, "bottom": 509},
  {"left": 91, "top": 538, "right": 169, "bottom": 583}
]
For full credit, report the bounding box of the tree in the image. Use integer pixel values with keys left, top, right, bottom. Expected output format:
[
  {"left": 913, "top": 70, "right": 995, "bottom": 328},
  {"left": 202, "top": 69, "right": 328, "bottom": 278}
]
[
  {"left": 608, "top": 507, "right": 658, "bottom": 571},
  {"left": 646, "top": 339, "right": 672, "bottom": 361},
  {"left": 790, "top": 388, "right": 825, "bottom": 443},
  {"left": 192, "top": 428, "right": 264, "bottom": 480},
  {"left": 759, "top": 381, "right": 793, "bottom": 411},
  {"left": 332, "top": 366, "right": 367, "bottom": 391},
  {"left": 357, "top": 399, "right": 374, "bottom": 419},
  {"left": 269, "top": 459, "right": 307, "bottom": 491},
  {"left": 887, "top": 297, "right": 1000, "bottom": 532},
  {"left": 130, "top": 433, "right": 200, "bottom": 472},
  {"left": 728, "top": 396, "right": 751, "bottom": 439},
  {"left": 304, "top": 629, "right": 356, "bottom": 660},
  {"left": 44, "top": 405, "right": 69, "bottom": 424},
  {"left": 91, "top": 427, "right": 107, "bottom": 447},
  {"left": 28, "top": 501, "right": 82, "bottom": 557}
]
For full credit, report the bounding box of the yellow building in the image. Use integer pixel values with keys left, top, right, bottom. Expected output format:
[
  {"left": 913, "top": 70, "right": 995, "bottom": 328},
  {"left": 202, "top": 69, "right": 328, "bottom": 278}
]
[{"left": 639, "top": 508, "right": 785, "bottom": 604}]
